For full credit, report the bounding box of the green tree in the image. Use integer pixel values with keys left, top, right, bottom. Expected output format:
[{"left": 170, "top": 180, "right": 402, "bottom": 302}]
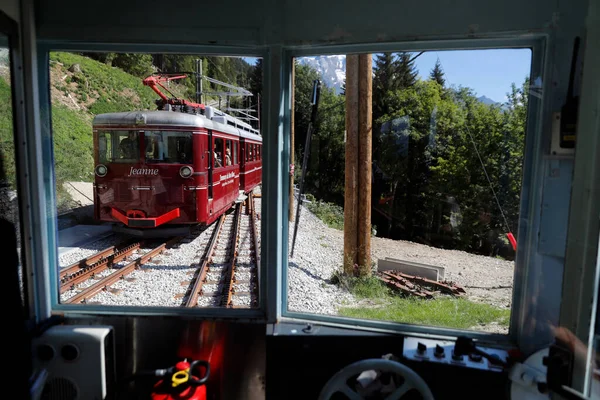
[
  {"left": 111, "top": 53, "right": 154, "bottom": 78},
  {"left": 293, "top": 62, "right": 346, "bottom": 203},
  {"left": 395, "top": 52, "right": 418, "bottom": 88},
  {"left": 430, "top": 58, "right": 445, "bottom": 87}
]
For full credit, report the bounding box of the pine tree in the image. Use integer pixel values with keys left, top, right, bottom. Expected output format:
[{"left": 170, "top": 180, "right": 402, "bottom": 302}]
[
  {"left": 395, "top": 52, "right": 418, "bottom": 88},
  {"left": 373, "top": 53, "right": 399, "bottom": 120},
  {"left": 430, "top": 58, "right": 445, "bottom": 87}
]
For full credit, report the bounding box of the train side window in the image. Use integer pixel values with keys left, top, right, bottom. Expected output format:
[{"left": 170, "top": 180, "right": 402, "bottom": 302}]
[
  {"left": 233, "top": 142, "right": 238, "bottom": 165},
  {"left": 225, "top": 139, "right": 232, "bottom": 166},
  {"left": 213, "top": 137, "right": 224, "bottom": 168}
]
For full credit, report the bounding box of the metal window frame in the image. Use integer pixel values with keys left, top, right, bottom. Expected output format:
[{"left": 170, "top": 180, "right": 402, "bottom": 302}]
[
  {"left": 555, "top": 0, "right": 600, "bottom": 396},
  {"left": 276, "top": 35, "right": 548, "bottom": 345},
  {"left": 0, "top": 6, "right": 38, "bottom": 321},
  {"left": 33, "top": 40, "right": 271, "bottom": 320}
]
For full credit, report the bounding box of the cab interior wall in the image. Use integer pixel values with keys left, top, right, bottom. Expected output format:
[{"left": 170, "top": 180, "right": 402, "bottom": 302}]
[{"left": 7, "top": 0, "right": 596, "bottom": 398}]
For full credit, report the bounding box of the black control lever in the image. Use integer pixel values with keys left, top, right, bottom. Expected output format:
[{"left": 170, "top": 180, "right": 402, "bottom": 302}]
[{"left": 454, "top": 336, "right": 508, "bottom": 368}]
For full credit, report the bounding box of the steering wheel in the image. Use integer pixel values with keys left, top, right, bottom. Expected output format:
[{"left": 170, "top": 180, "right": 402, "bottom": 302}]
[{"left": 318, "top": 358, "right": 435, "bottom": 400}]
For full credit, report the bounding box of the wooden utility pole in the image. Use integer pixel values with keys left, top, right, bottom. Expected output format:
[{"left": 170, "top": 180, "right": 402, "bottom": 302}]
[
  {"left": 289, "top": 63, "right": 295, "bottom": 221},
  {"left": 344, "top": 55, "right": 359, "bottom": 275},
  {"left": 357, "top": 54, "right": 372, "bottom": 275},
  {"left": 344, "top": 54, "right": 372, "bottom": 276}
]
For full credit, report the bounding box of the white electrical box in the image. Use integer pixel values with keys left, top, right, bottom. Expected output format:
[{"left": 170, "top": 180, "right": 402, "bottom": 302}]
[{"left": 32, "top": 325, "right": 116, "bottom": 400}]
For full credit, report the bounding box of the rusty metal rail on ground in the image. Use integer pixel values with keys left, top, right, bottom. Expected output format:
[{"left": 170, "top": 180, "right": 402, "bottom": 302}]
[
  {"left": 60, "top": 241, "right": 142, "bottom": 293},
  {"left": 378, "top": 270, "right": 466, "bottom": 299},
  {"left": 249, "top": 193, "right": 260, "bottom": 306},
  {"left": 222, "top": 203, "right": 242, "bottom": 307},
  {"left": 64, "top": 237, "right": 181, "bottom": 304},
  {"left": 183, "top": 215, "right": 225, "bottom": 307}
]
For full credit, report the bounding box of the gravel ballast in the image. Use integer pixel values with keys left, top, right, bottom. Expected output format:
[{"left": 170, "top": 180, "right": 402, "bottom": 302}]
[{"left": 58, "top": 186, "right": 514, "bottom": 333}]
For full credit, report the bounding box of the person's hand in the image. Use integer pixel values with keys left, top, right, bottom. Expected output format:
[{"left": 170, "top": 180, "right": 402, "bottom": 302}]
[{"left": 551, "top": 324, "right": 598, "bottom": 372}]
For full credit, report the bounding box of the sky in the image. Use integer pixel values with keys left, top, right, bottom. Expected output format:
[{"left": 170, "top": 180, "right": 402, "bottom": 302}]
[
  {"left": 409, "top": 49, "right": 532, "bottom": 103},
  {"left": 244, "top": 48, "right": 532, "bottom": 104}
]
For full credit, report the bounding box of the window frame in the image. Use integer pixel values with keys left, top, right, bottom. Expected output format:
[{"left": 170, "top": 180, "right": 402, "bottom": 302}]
[
  {"left": 277, "top": 36, "right": 547, "bottom": 345},
  {"left": 34, "top": 41, "right": 269, "bottom": 320}
]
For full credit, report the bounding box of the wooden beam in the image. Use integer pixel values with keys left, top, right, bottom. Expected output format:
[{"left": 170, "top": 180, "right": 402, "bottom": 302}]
[
  {"left": 344, "top": 54, "right": 359, "bottom": 274},
  {"left": 357, "top": 54, "right": 372, "bottom": 275}
]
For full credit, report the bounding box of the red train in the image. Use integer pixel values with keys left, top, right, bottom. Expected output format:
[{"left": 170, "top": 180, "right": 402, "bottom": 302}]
[{"left": 92, "top": 75, "right": 262, "bottom": 236}]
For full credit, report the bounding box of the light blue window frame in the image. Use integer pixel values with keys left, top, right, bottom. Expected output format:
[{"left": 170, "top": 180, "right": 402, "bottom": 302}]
[
  {"left": 34, "top": 41, "right": 271, "bottom": 320},
  {"left": 275, "top": 36, "right": 548, "bottom": 345}
]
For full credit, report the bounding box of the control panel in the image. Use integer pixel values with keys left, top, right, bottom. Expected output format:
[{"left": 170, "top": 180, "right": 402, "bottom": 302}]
[{"left": 403, "top": 337, "right": 509, "bottom": 372}]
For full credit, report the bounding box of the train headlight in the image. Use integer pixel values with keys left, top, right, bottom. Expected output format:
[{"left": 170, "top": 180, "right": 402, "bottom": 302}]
[
  {"left": 180, "top": 166, "right": 193, "bottom": 178},
  {"left": 95, "top": 164, "right": 108, "bottom": 177}
]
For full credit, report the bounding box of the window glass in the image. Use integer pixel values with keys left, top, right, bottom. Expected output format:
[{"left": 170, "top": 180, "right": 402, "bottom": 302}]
[
  {"left": 214, "top": 137, "right": 224, "bottom": 168},
  {"left": 288, "top": 49, "right": 532, "bottom": 334},
  {"left": 225, "top": 139, "right": 232, "bottom": 166},
  {"left": 117, "top": 131, "right": 140, "bottom": 161},
  {"left": 49, "top": 51, "right": 262, "bottom": 311},
  {"left": 96, "top": 130, "right": 139, "bottom": 162},
  {"left": 233, "top": 141, "right": 238, "bottom": 165},
  {"left": 0, "top": 39, "right": 26, "bottom": 310},
  {"left": 97, "top": 131, "right": 113, "bottom": 163},
  {"left": 145, "top": 131, "right": 192, "bottom": 164}
]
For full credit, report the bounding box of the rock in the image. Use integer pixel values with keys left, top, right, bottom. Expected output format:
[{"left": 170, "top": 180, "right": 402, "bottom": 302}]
[{"left": 68, "top": 63, "right": 81, "bottom": 73}]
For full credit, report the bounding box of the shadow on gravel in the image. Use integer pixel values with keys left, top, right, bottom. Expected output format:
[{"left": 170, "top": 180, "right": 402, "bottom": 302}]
[
  {"left": 288, "top": 261, "right": 330, "bottom": 283},
  {"left": 58, "top": 204, "right": 98, "bottom": 230}
]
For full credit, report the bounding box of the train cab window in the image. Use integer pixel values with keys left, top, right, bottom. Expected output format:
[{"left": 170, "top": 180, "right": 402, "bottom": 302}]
[
  {"left": 95, "top": 130, "right": 140, "bottom": 162},
  {"left": 117, "top": 131, "right": 139, "bottom": 161},
  {"left": 145, "top": 131, "right": 192, "bottom": 164},
  {"left": 42, "top": 50, "right": 263, "bottom": 311},
  {"left": 97, "top": 131, "right": 113, "bottom": 163},
  {"left": 286, "top": 49, "right": 533, "bottom": 336}
]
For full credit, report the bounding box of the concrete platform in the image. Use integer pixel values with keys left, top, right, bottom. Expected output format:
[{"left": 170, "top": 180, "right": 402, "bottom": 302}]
[
  {"left": 58, "top": 224, "right": 113, "bottom": 256},
  {"left": 377, "top": 257, "right": 446, "bottom": 281}
]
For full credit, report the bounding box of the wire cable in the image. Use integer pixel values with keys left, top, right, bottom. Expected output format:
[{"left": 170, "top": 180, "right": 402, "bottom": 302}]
[{"left": 464, "top": 126, "right": 512, "bottom": 234}]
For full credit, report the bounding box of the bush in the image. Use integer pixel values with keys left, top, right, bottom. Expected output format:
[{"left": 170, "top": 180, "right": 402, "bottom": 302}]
[{"left": 306, "top": 200, "right": 344, "bottom": 230}]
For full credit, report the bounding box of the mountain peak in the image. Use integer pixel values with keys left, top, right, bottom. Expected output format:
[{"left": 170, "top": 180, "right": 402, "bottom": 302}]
[
  {"left": 297, "top": 55, "right": 346, "bottom": 94},
  {"left": 477, "top": 95, "right": 499, "bottom": 105}
]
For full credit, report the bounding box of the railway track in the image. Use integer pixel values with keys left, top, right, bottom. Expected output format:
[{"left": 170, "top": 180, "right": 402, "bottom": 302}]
[
  {"left": 59, "top": 193, "right": 260, "bottom": 308},
  {"left": 182, "top": 193, "right": 260, "bottom": 308},
  {"left": 61, "top": 237, "right": 182, "bottom": 304},
  {"left": 60, "top": 240, "right": 142, "bottom": 294}
]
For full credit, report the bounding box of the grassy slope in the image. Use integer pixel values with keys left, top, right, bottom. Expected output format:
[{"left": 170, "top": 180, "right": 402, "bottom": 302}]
[
  {"left": 50, "top": 52, "right": 158, "bottom": 114},
  {"left": 335, "top": 275, "right": 510, "bottom": 330}
]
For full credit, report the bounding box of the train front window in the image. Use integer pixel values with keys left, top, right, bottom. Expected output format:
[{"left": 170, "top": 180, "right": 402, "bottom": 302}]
[
  {"left": 286, "top": 49, "right": 533, "bottom": 335},
  {"left": 145, "top": 131, "right": 192, "bottom": 164},
  {"left": 96, "top": 130, "right": 140, "bottom": 163},
  {"left": 46, "top": 50, "right": 263, "bottom": 313}
]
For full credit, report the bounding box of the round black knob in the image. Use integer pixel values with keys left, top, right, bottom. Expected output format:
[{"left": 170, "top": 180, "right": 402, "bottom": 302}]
[
  {"left": 61, "top": 344, "right": 79, "bottom": 361},
  {"left": 452, "top": 350, "right": 463, "bottom": 361},
  {"left": 417, "top": 342, "right": 427, "bottom": 354},
  {"left": 434, "top": 344, "right": 445, "bottom": 358},
  {"left": 37, "top": 344, "right": 55, "bottom": 362}
]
